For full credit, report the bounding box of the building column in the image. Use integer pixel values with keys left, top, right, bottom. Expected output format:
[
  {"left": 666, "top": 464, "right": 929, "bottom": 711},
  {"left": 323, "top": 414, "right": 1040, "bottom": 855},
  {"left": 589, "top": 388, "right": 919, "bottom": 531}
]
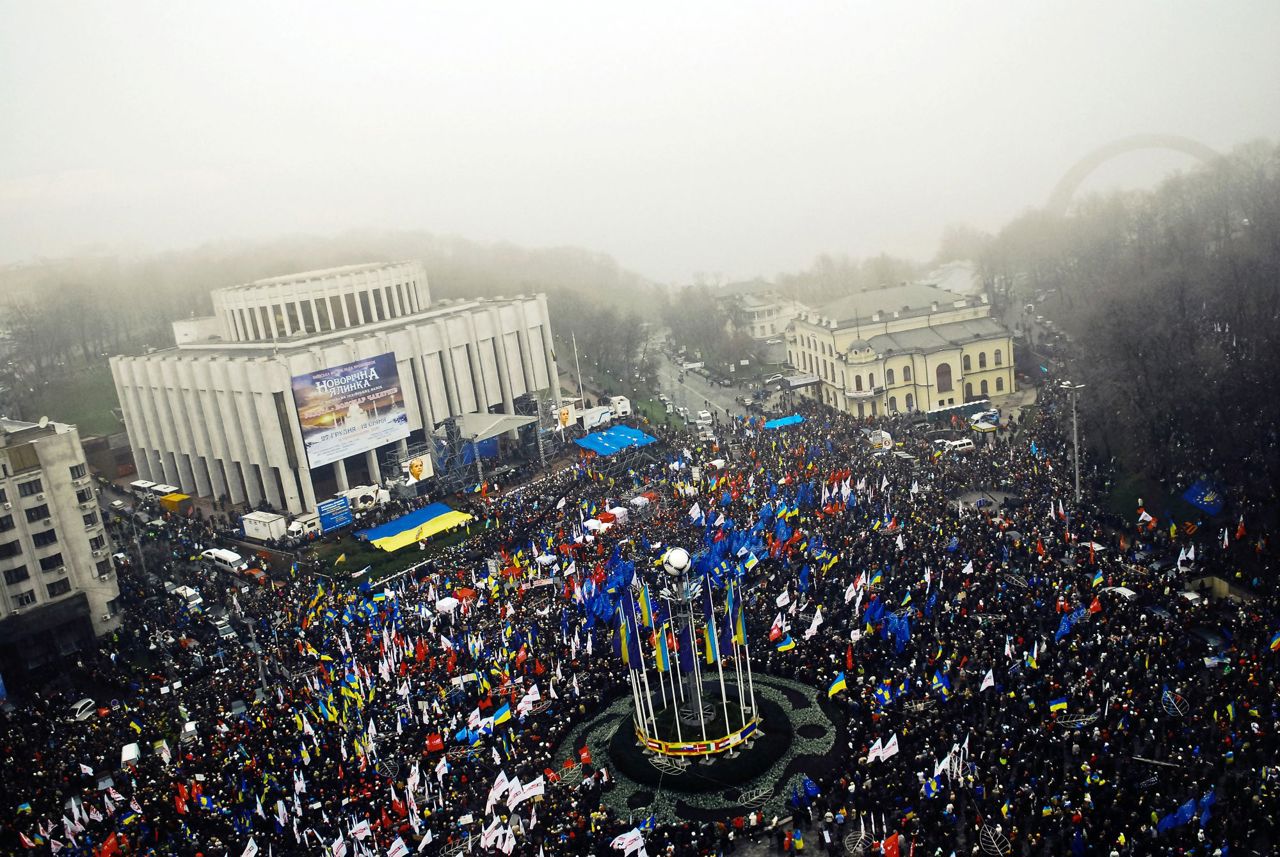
[
  {"left": 334, "top": 459, "right": 350, "bottom": 492},
  {"left": 366, "top": 448, "right": 382, "bottom": 485}
]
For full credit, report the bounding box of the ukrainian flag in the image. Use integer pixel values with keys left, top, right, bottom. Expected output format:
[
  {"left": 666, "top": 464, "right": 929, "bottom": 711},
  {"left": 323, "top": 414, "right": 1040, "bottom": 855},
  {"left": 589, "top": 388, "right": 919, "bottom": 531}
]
[
  {"left": 870, "top": 571, "right": 883, "bottom": 587},
  {"left": 827, "top": 672, "right": 847, "bottom": 697},
  {"left": 704, "top": 621, "right": 721, "bottom": 664},
  {"left": 1050, "top": 697, "right": 1067, "bottom": 713},
  {"left": 1092, "top": 569, "right": 1104, "bottom": 587},
  {"left": 775, "top": 634, "right": 796, "bottom": 652},
  {"left": 655, "top": 626, "right": 671, "bottom": 672},
  {"left": 493, "top": 703, "right": 512, "bottom": 726},
  {"left": 744, "top": 552, "right": 759, "bottom": 571},
  {"left": 1269, "top": 631, "right": 1280, "bottom": 652}
]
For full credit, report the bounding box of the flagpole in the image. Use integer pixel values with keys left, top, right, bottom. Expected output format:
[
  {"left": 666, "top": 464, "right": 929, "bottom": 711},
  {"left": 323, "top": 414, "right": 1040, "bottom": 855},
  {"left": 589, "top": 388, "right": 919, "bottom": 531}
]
[
  {"left": 739, "top": 583, "right": 759, "bottom": 719},
  {"left": 682, "top": 577, "right": 709, "bottom": 752},
  {"left": 728, "top": 579, "right": 749, "bottom": 725},
  {"left": 713, "top": 599, "right": 735, "bottom": 754}
]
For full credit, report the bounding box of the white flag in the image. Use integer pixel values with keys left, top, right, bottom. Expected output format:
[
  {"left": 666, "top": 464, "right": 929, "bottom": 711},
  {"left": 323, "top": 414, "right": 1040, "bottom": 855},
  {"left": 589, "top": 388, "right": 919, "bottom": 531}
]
[
  {"left": 687, "top": 502, "right": 703, "bottom": 522},
  {"left": 844, "top": 582, "right": 857, "bottom": 604},
  {"left": 804, "top": 608, "right": 824, "bottom": 640},
  {"left": 351, "top": 820, "right": 371, "bottom": 840},
  {"left": 775, "top": 590, "right": 791, "bottom": 608},
  {"left": 961, "top": 559, "right": 974, "bottom": 576},
  {"left": 980, "top": 669, "right": 994, "bottom": 691},
  {"left": 880, "top": 733, "right": 899, "bottom": 760},
  {"left": 867, "top": 738, "right": 882, "bottom": 763},
  {"left": 241, "top": 839, "right": 259, "bottom": 857},
  {"left": 387, "top": 836, "right": 410, "bottom": 857}
]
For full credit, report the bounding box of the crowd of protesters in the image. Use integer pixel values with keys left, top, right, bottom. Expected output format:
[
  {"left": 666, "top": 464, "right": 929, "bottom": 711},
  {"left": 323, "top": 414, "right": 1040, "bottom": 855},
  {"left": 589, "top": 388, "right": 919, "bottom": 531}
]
[{"left": 1, "top": 372, "right": 1275, "bottom": 857}]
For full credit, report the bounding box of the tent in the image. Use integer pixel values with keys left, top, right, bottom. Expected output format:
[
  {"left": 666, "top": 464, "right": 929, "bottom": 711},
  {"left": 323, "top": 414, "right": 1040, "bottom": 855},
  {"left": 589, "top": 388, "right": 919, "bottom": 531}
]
[{"left": 763, "top": 414, "right": 805, "bottom": 430}]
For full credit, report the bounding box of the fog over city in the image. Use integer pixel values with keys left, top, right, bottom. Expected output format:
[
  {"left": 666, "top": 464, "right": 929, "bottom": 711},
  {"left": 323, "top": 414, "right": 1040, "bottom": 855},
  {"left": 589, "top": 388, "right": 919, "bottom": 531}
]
[
  {"left": 3, "top": 1, "right": 1279, "bottom": 282},
  {"left": 6, "top": 5, "right": 1280, "bottom": 856}
]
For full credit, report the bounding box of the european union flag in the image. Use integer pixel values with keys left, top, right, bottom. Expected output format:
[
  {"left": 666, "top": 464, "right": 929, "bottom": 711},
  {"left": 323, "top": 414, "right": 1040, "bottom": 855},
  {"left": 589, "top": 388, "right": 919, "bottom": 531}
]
[{"left": 1183, "top": 480, "right": 1224, "bottom": 515}]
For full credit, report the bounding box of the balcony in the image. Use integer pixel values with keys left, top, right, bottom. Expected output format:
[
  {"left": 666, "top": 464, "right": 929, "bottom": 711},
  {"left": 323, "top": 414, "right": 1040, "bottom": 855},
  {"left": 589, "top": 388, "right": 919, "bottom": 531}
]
[{"left": 845, "top": 386, "right": 884, "bottom": 399}]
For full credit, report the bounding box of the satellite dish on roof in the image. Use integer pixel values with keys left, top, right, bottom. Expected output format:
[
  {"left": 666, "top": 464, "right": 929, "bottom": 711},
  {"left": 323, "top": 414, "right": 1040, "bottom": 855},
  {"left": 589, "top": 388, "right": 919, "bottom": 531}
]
[{"left": 38, "top": 416, "right": 49, "bottom": 428}]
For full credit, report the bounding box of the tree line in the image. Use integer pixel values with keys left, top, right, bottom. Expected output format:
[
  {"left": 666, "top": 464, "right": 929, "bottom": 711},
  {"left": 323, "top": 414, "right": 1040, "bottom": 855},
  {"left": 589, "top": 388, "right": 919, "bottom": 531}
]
[{"left": 983, "top": 140, "right": 1280, "bottom": 509}]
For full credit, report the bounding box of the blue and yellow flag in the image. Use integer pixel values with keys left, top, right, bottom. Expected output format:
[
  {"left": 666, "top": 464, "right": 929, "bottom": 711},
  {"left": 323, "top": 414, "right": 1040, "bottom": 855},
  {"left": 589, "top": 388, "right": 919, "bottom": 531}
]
[
  {"left": 1049, "top": 697, "right": 1067, "bottom": 713},
  {"left": 493, "top": 703, "right": 512, "bottom": 726},
  {"left": 775, "top": 634, "right": 796, "bottom": 652},
  {"left": 827, "top": 672, "right": 847, "bottom": 697}
]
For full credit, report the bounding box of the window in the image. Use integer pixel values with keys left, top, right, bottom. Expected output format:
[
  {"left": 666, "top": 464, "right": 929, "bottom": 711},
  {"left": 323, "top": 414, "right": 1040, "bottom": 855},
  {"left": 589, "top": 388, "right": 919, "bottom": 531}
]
[
  {"left": 979, "top": 352, "right": 988, "bottom": 369},
  {"left": 965, "top": 382, "right": 974, "bottom": 400},
  {"left": 0, "top": 540, "right": 21, "bottom": 559},
  {"left": 15, "top": 589, "right": 36, "bottom": 607},
  {"left": 905, "top": 393, "right": 914, "bottom": 411},
  {"left": 0, "top": 487, "right": 6, "bottom": 503},
  {"left": 18, "top": 479, "right": 42, "bottom": 497},
  {"left": 0, "top": 514, "right": 13, "bottom": 533},
  {"left": 47, "top": 578, "right": 71, "bottom": 598},
  {"left": 32, "top": 530, "right": 58, "bottom": 548},
  {"left": 90, "top": 535, "right": 107, "bottom": 551},
  {"left": 868, "top": 373, "right": 875, "bottom": 389},
  {"left": 996, "top": 377, "right": 1005, "bottom": 392},
  {"left": 888, "top": 396, "right": 897, "bottom": 413},
  {"left": 3, "top": 565, "right": 29, "bottom": 585},
  {"left": 25, "top": 505, "right": 49, "bottom": 523},
  {"left": 69, "top": 464, "right": 87, "bottom": 480},
  {"left": 981, "top": 380, "right": 989, "bottom": 396},
  {"left": 83, "top": 511, "right": 98, "bottom": 527},
  {"left": 994, "top": 349, "right": 1003, "bottom": 367},
  {"left": 936, "top": 363, "right": 953, "bottom": 393},
  {"left": 96, "top": 559, "right": 111, "bottom": 577},
  {"left": 39, "top": 553, "right": 63, "bottom": 571},
  {"left": 886, "top": 368, "right": 895, "bottom": 386},
  {"left": 76, "top": 488, "right": 93, "bottom": 504},
  {"left": 903, "top": 365, "right": 912, "bottom": 383},
  {"left": 855, "top": 375, "right": 863, "bottom": 392},
  {"left": 962, "top": 354, "right": 972, "bottom": 372}
]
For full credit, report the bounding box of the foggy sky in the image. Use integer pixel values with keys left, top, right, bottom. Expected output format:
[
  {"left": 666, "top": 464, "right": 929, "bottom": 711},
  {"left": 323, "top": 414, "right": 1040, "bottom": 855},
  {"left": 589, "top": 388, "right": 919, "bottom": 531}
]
[{"left": 3, "top": 1, "right": 1278, "bottom": 283}]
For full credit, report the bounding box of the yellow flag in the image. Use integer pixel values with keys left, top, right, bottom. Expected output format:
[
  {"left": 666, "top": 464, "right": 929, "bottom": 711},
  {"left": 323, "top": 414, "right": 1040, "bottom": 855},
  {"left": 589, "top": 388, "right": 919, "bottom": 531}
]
[{"left": 335, "top": 553, "right": 346, "bottom": 565}]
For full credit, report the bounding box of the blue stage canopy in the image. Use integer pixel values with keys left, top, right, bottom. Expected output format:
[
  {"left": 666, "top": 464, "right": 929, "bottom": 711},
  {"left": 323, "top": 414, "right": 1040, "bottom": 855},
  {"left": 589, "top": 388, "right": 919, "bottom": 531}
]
[
  {"left": 763, "top": 414, "right": 805, "bottom": 430},
  {"left": 575, "top": 425, "right": 657, "bottom": 456}
]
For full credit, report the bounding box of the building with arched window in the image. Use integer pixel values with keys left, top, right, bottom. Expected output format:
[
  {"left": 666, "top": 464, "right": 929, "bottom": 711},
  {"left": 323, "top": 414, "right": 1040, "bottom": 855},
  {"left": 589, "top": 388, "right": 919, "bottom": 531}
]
[{"left": 784, "top": 283, "right": 1015, "bottom": 417}]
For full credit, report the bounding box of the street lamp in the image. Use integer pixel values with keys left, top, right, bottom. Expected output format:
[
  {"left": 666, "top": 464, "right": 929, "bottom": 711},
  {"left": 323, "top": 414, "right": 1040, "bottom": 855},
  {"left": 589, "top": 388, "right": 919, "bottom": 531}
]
[{"left": 1060, "top": 381, "right": 1085, "bottom": 504}]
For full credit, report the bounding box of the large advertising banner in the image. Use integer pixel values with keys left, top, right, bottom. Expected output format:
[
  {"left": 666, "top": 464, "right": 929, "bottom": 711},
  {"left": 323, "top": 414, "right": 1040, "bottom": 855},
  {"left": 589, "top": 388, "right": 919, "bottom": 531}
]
[{"left": 291, "top": 353, "right": 410, "bottom": 469}]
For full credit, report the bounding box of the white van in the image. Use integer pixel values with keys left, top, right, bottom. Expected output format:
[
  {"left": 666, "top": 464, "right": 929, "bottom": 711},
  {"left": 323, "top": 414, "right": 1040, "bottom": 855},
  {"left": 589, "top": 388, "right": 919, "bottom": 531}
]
[
  {"left": 944, "top": 439, "right": 976, "bottom": 453},
  {"left": 129, "top": 480, "right": 156, "bottom": 497},
  {"left": 201, "top": 548, "right": 248, "bottom": 574},
  {"left": 173, "top": 585, "right": 203, "bottom": 613}
]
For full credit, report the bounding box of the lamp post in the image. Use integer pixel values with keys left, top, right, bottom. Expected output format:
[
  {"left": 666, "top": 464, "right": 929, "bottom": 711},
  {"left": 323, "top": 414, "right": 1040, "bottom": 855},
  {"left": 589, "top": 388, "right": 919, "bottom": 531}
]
[{"left": 1060, "top": 381, "right": 1085, "bottom": 504}]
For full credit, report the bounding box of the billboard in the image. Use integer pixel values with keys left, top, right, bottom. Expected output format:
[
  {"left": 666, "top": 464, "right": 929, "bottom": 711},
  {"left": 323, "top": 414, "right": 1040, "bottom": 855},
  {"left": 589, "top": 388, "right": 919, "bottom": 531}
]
[
  {"left": 317, "top": 496, "right": 353, "bottom": 532},
  {"left": 401, "top": 454, "right": 434, "bottom": 485},
  {"left": 291, "top": 353, "right": 410, "bottom": 468}
]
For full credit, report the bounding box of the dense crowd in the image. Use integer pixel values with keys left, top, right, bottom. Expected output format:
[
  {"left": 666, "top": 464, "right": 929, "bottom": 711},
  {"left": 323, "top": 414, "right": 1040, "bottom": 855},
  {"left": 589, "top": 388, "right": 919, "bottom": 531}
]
[{"left": 1, "top": 375, "right": 1275, "bottom": 857}]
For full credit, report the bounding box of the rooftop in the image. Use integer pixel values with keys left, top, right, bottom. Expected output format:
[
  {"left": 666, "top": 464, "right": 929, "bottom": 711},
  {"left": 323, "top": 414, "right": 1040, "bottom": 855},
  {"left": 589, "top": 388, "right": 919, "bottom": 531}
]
[
  {"left": 814, "top": 284, "right": 967, "bottom": 326},
  {"left": 219, "top": 261, "right": 416, "bottom": 293},
  {"left": 866, "top": 316, "right": 1008, "bottom": 355}
]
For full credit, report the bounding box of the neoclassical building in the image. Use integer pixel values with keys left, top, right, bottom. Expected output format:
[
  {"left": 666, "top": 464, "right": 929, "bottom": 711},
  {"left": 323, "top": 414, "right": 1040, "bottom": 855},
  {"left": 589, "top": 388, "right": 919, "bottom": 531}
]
[
  {"left": 111, "top": 262, "right": 558, "bottom": 514},
  {"left": 785, "top": 284, "right": 1014, "bottom": 417}
]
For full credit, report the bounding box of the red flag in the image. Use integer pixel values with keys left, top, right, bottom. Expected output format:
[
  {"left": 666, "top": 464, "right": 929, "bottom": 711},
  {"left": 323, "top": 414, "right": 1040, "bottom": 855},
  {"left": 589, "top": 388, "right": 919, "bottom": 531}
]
[
  {"left": 846, "top": 644, "right": 854, "bottom": 671},
  {"left": 1089, "top": 542, "right": 1095, "bottom": 565},
  {"left": 1236, "top": 518, "right": 1246, "bottom": 540},
  {"left": 1088, "top": 597, "right": 1102, "bottom": 614},
  {"left": 578, "top": 746, "right": 593, "bottom": 765},
  {"left": 882, "top": 832, "right": 901, "bottom": 857},
  {"left": 174, "top": 794, "right": 187, "bottom": 815},
  {"left": 1036, "top": 539, "right": 1046, "bottom": 557}
]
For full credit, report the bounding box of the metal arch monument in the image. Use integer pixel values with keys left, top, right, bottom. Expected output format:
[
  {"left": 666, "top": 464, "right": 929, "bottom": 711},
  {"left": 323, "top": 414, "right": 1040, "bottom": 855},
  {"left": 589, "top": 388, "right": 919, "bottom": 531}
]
[{"left": 1046, "top": 133, "right": 1219, "bottom": 216}]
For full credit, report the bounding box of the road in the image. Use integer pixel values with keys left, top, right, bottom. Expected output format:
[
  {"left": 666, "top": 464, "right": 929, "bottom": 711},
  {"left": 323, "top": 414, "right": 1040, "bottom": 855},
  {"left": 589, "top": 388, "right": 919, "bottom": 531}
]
[{"left": 651, "top": 350, "right": 751, "bottom": 423}]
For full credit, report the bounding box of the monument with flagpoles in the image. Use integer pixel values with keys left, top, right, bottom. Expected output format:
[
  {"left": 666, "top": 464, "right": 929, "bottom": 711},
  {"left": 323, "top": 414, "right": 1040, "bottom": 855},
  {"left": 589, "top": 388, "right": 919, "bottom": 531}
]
[{"left": 615, "top": 546, "right": 761, "bottom": 761}]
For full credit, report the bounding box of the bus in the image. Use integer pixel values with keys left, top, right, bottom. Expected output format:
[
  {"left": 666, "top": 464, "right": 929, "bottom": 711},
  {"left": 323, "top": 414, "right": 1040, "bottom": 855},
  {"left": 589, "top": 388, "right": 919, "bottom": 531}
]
[{"left": 923, "top": 399, "right": 991, "bottom": 426}]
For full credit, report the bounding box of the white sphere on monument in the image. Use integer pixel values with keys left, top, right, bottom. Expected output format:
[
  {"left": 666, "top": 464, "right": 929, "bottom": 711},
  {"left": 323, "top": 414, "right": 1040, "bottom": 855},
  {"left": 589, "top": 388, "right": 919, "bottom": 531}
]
[{"left": 663, "top": 547, "right": 691, "bottom": 576}]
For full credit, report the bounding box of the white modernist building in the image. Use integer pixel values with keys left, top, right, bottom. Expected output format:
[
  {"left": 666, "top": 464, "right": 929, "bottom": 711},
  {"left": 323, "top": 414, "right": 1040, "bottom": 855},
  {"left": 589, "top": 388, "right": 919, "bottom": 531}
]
[{"left": 111, "top": 262, "right": 559, "bottom": 515}]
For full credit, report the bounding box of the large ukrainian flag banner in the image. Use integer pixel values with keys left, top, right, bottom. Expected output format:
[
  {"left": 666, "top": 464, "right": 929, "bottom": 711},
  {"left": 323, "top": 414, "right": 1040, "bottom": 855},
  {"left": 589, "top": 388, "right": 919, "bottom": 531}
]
[{"left": 356, "top": 503, "right": 473, "bottom": 552}]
